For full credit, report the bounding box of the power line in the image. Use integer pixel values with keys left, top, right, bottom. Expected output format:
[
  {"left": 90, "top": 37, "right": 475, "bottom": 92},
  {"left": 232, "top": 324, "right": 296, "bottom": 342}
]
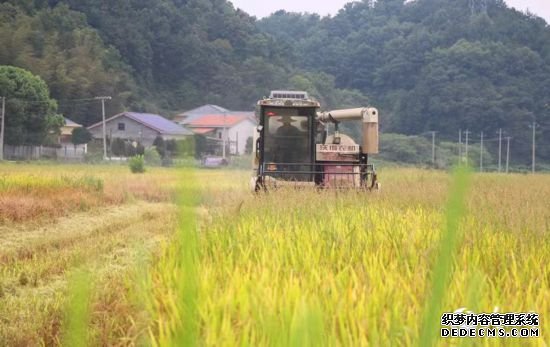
[{"left": 5, "top": 97, "right": 101, "bottom": 105}]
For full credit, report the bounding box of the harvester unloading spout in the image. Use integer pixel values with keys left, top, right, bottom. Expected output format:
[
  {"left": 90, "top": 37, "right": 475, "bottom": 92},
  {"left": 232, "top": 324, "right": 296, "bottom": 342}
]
[
  {"left": 251, "top": 91, "right": 380, "bottom": 191},
  {"left": 317, "top": 107, "right": 379, "bottom": 154}
]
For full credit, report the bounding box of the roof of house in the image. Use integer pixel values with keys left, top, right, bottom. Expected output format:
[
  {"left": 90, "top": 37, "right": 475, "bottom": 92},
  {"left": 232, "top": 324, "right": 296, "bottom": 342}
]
[
  {"left": 88, "top": 112, "right": 193, "bottom": 136},
  {"left": 186, "top": 114, "right": 255, "bottom": 128},
  {"left": 191, "top": 127, "right": 216, "bottom": 134},
  {"left": 63, "top": 117, "right": 81, "bottom": 127},
  {"left": 175, "top": 104, "right": 230, "bottom": 124},
  {"left": 185, "top": 104, "right": 229, "bottom": 115}
]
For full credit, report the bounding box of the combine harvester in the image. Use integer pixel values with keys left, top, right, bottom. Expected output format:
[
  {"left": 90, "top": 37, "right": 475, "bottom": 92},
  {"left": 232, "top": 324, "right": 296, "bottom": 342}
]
[{"left": 251, "top": 91, "right": 380, "bottom": 191}]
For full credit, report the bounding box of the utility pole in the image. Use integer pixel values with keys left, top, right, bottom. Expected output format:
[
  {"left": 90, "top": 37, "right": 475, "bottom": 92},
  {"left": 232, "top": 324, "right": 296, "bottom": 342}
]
[
  {"left": 95, "top": 96, "right": 111, "bottom": 160},
  {"left": 430, "top": 131, "right": 436, "bottom": 167},
  {"left": 464, "top": 130, "right": 471, "bottom": 164},
  {"left": 222, "top": 111, "right": 227, "bottom": 159},
  {"left": 529, "top": 122, "right": 538, "bottom": 174},
  {"left": 505, "top": 136, "right": 511, "bottom": 174},
  {"left": 0, "top": 96, "right": 4, "bottom": 161},
  {"left": 480, "top": 131, "right": 484, "bottom": 172},
  {"left": 497, "top": 128, "right": 502, "bottom": 172},
  {"left": 458, "top": 129, "right": 462, "bottom": 161}
]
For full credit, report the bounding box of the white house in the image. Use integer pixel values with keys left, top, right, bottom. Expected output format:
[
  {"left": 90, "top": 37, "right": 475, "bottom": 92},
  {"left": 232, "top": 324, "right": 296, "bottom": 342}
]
[{"left": 184, "top": 112, "right": 256, "bottom": 155}]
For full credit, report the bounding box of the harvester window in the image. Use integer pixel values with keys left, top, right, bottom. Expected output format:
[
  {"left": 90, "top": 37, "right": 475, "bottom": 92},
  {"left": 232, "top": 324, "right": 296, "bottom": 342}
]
[{"left": 263, "top": 107, "right": 311, "bottom": 165}]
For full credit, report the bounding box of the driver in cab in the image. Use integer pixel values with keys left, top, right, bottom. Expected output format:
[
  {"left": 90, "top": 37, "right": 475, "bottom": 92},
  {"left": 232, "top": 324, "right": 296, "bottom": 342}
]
[
  {"left": 272, "top": 114, "right": 307, "bottom": 164},
  {"left": 275, "top": 115, "right": 301, "bottom": 137}
]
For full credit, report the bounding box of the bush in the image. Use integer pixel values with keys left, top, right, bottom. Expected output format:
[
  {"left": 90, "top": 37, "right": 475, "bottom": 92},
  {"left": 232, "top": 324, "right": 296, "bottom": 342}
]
[
  {"left": 111, "top": 138, "right": 126, "bottom": 156},
  {"left": 83, "top": 151, "right": 103, "bottom": 163},
  {"left": 129, "top": 155, "right": 145, "bottom": 173},
  {"left": 144, "top": 147, "right": 162, "bottom": 166},
  {"left": 153, "top": 136, "right": 166, "bottom": 157}
]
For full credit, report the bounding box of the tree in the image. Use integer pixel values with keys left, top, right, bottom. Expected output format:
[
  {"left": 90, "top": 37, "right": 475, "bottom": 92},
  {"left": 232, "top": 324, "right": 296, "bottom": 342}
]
[
  {"left": 0, "top": 65, "right": 58, "bottom": 145},
  {"left": 71, "top": 127, "right": 92, "bottom": 147},
  {"left": 245, "top": 136, "right": 253, "bottom": 154},
  {"left": 153, "top": 135, "right": 166, "bottom": 158}
]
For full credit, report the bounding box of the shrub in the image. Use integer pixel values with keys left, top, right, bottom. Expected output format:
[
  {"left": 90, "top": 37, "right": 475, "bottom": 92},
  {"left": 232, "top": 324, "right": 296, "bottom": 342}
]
[
  {"left": 111, "top": 138, "right": 126, "bottom": 156},
  {"left": 144, "top": 147, "right": 162, "bottom": 166},
  {"left": 83, "top": 151, "right": 103, "bottom": 163},
  {"left": 153, "top": 136, "right": 166, "bottom": 157},
  {"left": 129, "top": 155, "right": 146, "bottom": 173}
]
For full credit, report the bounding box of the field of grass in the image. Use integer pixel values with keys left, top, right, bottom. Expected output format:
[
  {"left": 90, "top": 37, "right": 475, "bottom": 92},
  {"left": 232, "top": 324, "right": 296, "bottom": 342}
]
[{"left": 0, "top": 163, "right": 548, "bottom": 346}]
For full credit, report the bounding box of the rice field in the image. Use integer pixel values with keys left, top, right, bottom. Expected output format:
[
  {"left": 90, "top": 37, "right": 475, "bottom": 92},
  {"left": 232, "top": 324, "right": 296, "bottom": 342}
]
[{"left": 0, "top": 163, "right": 548, "bottom": 346}]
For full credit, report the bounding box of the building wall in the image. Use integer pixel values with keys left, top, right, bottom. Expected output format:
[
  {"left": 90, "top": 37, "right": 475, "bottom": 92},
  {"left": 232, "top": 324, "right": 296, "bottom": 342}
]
[
  {"left": 89, "top": 115, "right": 160, "bottom": 146},
  {"left": 228, "top": 119, "right": 256, "bottom": 155},
  {"left": 206, "top": 119, "right": 255, "bottom": 155}
]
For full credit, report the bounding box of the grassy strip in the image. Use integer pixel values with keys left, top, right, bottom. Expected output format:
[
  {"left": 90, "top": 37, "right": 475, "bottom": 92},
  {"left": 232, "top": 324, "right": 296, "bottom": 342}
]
[
  {"left": 173, "top": 168, "right": 200, "bottom": 346},
  {"left": 147, "top": 168, "right": 200, "bottom": 346},
  {"left": 418, "top": 166, "right": 471, "bottom": 346},
  {"left": 62, "top": 270, "right": 92, "bottom": 347}
]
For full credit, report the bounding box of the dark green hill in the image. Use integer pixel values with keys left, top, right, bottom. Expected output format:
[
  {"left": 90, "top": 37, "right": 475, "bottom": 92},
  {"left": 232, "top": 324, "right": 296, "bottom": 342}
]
[
  {"left": 259, "top": 0, "right": 550, "bottom": 163},
  {"left": 1, "top": 0, "right": 549, "bottom": 164}
]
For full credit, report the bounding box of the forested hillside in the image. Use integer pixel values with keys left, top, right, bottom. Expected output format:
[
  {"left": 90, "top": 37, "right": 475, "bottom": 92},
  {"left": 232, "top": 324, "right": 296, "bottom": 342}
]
[
  {"left": 1, "top": 0, "right": 549, "bottom": 164},
  {"left": 0, "top": 0, "right": 363, "bottom": 126},
  {"left": 260, "top": 0, "right": 550, "bottom": 162}
]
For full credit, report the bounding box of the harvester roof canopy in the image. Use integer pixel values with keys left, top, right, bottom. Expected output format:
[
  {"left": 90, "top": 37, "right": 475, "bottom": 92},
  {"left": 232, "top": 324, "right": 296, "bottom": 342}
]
[
  {"left": 261, "top": 91, "right": 319, "bottom": 108},
  {"left": 269, "top": 91, "right": 309, "bottom": 100}
]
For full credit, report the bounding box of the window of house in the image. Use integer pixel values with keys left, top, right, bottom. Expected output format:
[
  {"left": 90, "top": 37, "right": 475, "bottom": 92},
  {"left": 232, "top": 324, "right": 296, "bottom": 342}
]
[
  {"left": 218, "top": 132, "right": 222, "bottom": 139},
  {"left": 118, "top": 122, "right": 125, "bottom": 131}
]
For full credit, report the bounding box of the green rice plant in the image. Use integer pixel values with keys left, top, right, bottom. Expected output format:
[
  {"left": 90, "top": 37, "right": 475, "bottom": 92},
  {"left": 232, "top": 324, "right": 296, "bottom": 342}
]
[
  {"left": 62, "top": 269, "right": 92, "bottom": 347},
  {"left": 1, "top": 163, "right": 548, "bottom": 345},
  {"left": 146, "top": 168, "right": 200, "bottom": 346},
  {"left": 141, "top": 168, "right": 548, "bottom": 345},
  {"left": 418, "top": 165, "right": 471, "bottom": 346}
]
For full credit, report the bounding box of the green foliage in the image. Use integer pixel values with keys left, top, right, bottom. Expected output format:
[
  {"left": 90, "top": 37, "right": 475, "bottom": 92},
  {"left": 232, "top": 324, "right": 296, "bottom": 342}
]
[
  {"left": 260, "top": 0, "right": 550, "bottom": 165},
  {"left": 193, "top": 135, "right": 208, "bottom": 159},
  {"left": 419, "top": 166, "right": 471, "bottom": 346},
  {"left": 110, "top": 138, "right": 142, "bottom": 157},
  {"left": 173, "top": 138, "right": 195, "bottom": 158},
  {"left": 129, "top": 155, "right": 145, "bottom": 173},
  {"left": 144, "top": 147, "right": 162, "bottom": 166},
  {"left": 62, "top": 269, "right": 92, "bottom": 347},
  {"left": 110, "top": 138, "right": 126, "bottom": 157},
  {"left": 152, "top": 136, "right": 165, "bottom": 158},
  {"left": 0, "top": 65, "right": 57, "bottom": 145},
  {"left": 0, "top": 4, "right": 134, "bottom": 126},
  {"left": 2, "top": 0, "right": 550, "bottom": 165},
  {"left": 245, "top": 136, "right": 253, "bottom": 155},
  {"left": 71, "top": 127, "right": 92, "bottom": 146},
  {"left": 378, "top": 133, "right": 493, "bottom": 168},
  {"left": 83, "top": 151, "right": 103, "bottom": 164}
]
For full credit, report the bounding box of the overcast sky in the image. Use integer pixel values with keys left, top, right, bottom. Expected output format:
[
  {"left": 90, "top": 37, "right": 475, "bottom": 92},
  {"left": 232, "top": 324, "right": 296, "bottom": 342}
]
[{"left": 229, "top": 0, "right": 550, "bottom": 23}]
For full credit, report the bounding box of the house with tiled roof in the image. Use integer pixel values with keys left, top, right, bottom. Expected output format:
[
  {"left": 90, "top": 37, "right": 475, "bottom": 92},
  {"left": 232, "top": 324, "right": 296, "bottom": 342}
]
[
  {"left": 59, "top": 117, "right": 82, "bottom": 144},
  {"left": 173, "top": 104, "right": 230, "bottom": 125},
  {"left": 185, "top": 112, "right": 256, "bottom": 155},
  {"left": 87, "top": 112, "right": 192, "bottom": 147}
]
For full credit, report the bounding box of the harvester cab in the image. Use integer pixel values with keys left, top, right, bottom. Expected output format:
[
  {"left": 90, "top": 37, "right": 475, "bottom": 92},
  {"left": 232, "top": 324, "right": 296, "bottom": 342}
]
[{"left": 251, "top": 91, "right": 380, "bottom": 191}]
